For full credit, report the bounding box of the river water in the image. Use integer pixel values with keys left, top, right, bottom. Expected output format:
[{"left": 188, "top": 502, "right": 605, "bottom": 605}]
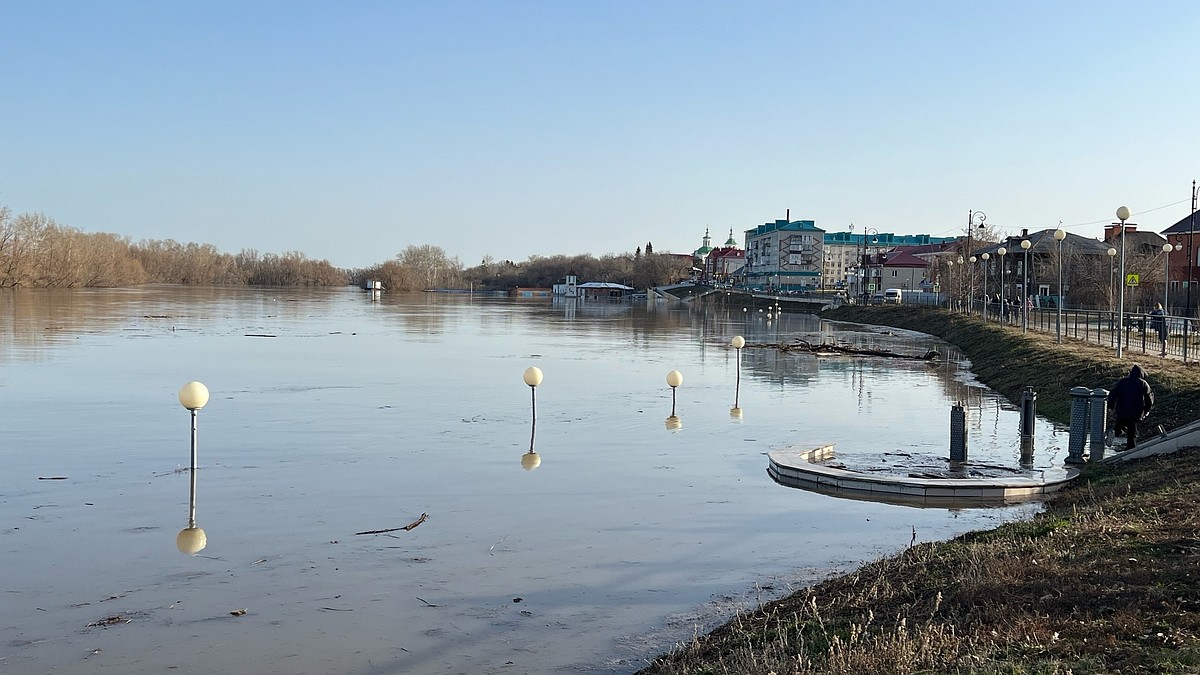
[{"left": 0, "top": 286, "right": 1064, "bottom": 674}]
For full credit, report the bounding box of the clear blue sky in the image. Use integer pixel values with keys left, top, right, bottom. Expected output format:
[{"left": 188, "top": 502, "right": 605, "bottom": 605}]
[{"left": 2, "top": 1, "right": 1198, "bottom": 269}]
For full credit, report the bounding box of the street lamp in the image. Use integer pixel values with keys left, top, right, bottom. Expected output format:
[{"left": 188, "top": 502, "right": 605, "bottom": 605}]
[
  {"left": 853, "top": 225, "right": 880, "bottom": 301},
  {"left": 1054, "top": 228, "right": 1066, "bottom": 343},
  {"left": 997, "top": 246, "right": 1008, "bottom": 324},
  {"left": 980, "top": 252, "right": 990, "bottom": 320},
  {"left": 177, "top": 381, "right": 209, "bottom": 555},
  {"left": 1163, "top": 242, "right": 1176, "bottom": 314},
  {"left": 1115, "top": 206, "right": 1132, "bottom": 359},
  {"left": 968, "top": 211, "right": 986, "bottom": 315},
  {"left": 945, "top": 259, "right": 953, "bottom": 308},
  {"left": 522, "top": 367, "right": 543, "bottom": 469},
  {"left": 1107, "top": 247, "right": 1117, "bottom": 313},
  {"left": 1020, "top": 239, "right": 1031, "bottom": 333},
  {"left": 666, "top": 370, "right": 683, "bottom": 417},
  {"left": 956, "top": 255, "right": 964, "bottom": 310},
  {"left": 731, "top": 335, "right": 744, "bottom": 412}
]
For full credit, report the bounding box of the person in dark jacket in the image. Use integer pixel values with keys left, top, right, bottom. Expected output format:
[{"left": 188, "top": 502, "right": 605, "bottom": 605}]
[{"left": 1107, "top": 364, "right": 1154, "bottom": 450}]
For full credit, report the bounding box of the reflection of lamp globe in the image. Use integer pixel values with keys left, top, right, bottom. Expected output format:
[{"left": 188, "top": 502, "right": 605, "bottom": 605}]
[
  {"left": 521, "top": 451, "right": 541, "bottom": 470},
  {"left": 665, "top": 415, "right": 682, "bottom": 431},
  {"left": 177, "top": 526, "right": 207, "bottom": 555},
  {"left": 666, "top": 370, "right": 683, "bottom": 388},
  {"left": 731, "top": 335, "right": 745, "bottom": 349},
  {"left": 730, "top": 406, "right": 743, "bottom": 420}
]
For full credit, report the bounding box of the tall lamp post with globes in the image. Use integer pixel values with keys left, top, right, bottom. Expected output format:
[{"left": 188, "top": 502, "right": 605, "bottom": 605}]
[
  {"left": 944, "top": 259, "right": 953, "bottom": 308},
  {"left": 1164, "top": 242, "right": 1177, "bottom": 313},
  {"left": 1054, "top": 228, "right": 1066, "bottom": 343},
  {"left": 1020, "top": 238, "right": 1031, "bottom": 333},
  {"left": 1107, "top": 247, "right": 1117, "bottom": 313},
  {"left": 968, "top": 210, "right": 986, "bottom": 315},
  {"left": 997, "top": 246, "right": 1008, "bottom": 324},
  {"left": 177, "top": 381, "right": 209, "bottom": 555},
  {"left": 980, "top": 252, "right": 990, "bottom": 321},
  {"left": 1115, "top": 206, "right": 1132, "bottom": 359}
]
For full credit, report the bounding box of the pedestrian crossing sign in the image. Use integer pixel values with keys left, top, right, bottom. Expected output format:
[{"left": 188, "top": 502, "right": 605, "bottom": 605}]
[{"left": 1126, "top": 274, "right": 1139, "bottom": 287}]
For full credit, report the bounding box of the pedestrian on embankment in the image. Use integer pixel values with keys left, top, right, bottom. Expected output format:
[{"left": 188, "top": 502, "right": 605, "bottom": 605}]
[{"left": 1107, "top": 364, "right": 1155, "bottom": 451}]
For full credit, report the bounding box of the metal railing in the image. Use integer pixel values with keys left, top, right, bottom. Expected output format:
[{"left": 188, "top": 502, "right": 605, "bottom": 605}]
[{"left": 956, "top": 298, "right": 1198, "bottom": 362}]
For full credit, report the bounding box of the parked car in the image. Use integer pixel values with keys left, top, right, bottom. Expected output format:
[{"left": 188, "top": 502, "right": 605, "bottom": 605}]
[{"left": 884, "top": 288, "right": 903, "bottom": 303}]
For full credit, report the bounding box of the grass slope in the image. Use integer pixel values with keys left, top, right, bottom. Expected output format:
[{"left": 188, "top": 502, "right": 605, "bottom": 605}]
[{"left": 639, "top": 307, "right": 1200, "bottom": 675}]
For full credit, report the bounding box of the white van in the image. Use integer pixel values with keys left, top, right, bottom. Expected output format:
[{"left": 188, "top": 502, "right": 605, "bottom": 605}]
[{"left": 883, "top": 288, "right": 903, "bottom": 304}]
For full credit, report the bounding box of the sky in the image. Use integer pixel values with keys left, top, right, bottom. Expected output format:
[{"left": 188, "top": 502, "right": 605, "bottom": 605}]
[{"left": 2, "top": 1, "right": 1199, "bottom": 269}]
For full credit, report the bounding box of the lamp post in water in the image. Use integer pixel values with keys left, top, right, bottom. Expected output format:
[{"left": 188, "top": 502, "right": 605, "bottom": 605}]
[
  {"left": 730, "top": 335, "right": 745, "bottom": 411},
  {"left": 177, "top": 381, "right": 209, "bottom": 555},
  {"left": 522, "top": 367, "right": 543, "bottom": 469}
]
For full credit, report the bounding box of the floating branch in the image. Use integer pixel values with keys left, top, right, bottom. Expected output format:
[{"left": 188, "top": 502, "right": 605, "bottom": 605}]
[
  {"left": 750, "top": 339, "right": 939, "bottom": 360},
  {"left": 355, "top": 513, "right": 428, "bottom": 535}
]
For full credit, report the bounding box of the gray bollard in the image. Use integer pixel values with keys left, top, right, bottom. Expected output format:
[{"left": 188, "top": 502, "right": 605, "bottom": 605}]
[
  {"left": 950, "top": 403, "right": 967, "bottom": 462},
  {"left": 1067, "top": 387, "right": 1090, "bottom": 464},
  {"left": 1089, "top": 388, "right": 1109, "bottom": 462},
  {"left": 1019, "top": 387, "right": 1037, "bottom": 438},
  {"left": 1019, "top": 387, "right": 1037, "bottom": 466}
]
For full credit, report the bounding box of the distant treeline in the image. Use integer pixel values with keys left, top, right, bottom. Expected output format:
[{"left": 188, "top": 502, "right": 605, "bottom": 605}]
[
  {"left": 1, "top": 206, "right": 690, "bottom": 291},
  {"left": 352, "top": 246, "right": 691, "bottom": 292},
  {"left": 0, "top": 207, "right": 344, "bottom": 287}
]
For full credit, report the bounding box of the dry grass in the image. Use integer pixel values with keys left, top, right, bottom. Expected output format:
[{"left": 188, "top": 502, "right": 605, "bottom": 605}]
[
  {"left": 640, "top": 451, "right": 1200, "bottom": 674},
  {"left": 638, "top": 307, "right": 1200, "bottom": 675}
]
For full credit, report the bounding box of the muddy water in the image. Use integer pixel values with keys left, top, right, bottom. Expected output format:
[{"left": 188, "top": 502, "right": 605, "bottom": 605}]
[{"left": 1, "top": 287, "right": 1058, "bottom": 674}]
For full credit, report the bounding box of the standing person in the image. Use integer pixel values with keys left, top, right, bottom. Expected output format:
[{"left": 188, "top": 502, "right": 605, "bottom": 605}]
[
  {"left": 1149, "top": 302, "right": 1167, "bottom": 354},
  {"left": 1106, "top": 364, "right": 1155, "bottom": 451}
]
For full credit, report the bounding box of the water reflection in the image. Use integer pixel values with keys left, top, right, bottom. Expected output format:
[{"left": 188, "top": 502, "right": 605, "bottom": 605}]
[
  {"left": 176, "top": 463, "right": 207, "bottom": 555},
  {"left": 664, "top": 415, "right": 682, "bottom": 431}
]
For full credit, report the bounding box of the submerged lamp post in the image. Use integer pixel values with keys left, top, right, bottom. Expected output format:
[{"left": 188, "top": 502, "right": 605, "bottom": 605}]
[
  {"left": 177, "top": 381, "right": 209, "bottom": 555},
  {"left": 1116, "top": 206, "right": 1131, "bottom": 358},
  {"left": 523, "top": 367, "right": 543, "bottom": 421},
  {"left": 1020, "top": 239, "right": 1031, "bottom": 333},
  {"left": 731, "top": 335, "right": 745, "bottom": 410},
  {"left": 522, "top": 367, "right": 543, "bottom": 470},
  {"left": 666, "top": 370, "right": 683, "bottom": 417},
  {"left": 1054, "top": 228, "right": 1066, "bottom": 343}
]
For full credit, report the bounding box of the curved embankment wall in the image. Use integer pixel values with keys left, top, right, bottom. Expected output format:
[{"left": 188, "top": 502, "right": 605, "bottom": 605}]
[{"left": 820, "top": 305, "right": 1200, "bottom": 432}]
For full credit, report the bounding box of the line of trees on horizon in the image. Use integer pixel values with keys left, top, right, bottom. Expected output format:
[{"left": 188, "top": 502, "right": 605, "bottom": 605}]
[{"left": 0, "top": 205, "right": 691, "bottom": 291}]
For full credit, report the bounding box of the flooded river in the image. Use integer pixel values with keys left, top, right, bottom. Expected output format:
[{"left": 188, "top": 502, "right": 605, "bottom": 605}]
[{"left": 0, "top": 286, "right": 1063, "bottom": 673}]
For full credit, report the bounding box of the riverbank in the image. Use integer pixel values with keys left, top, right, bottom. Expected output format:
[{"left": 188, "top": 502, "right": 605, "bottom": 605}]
[{"left": 639, "top": 306, "right": 1200, "bottom": 674}]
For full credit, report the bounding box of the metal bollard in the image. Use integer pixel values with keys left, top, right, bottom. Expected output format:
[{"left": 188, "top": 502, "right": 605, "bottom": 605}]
[
  {"left": 1019, "top": 387, "right": 1037, "bottom": 438},
  {"left": 1067, "top": 387, "right": 1090, "bottom": 464},
  {"left": 1089, "top": 388, "right": 1109, "bottom": 462},
  {"left": 950, "top": 403, "right": 967, "bottom": 462}
]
